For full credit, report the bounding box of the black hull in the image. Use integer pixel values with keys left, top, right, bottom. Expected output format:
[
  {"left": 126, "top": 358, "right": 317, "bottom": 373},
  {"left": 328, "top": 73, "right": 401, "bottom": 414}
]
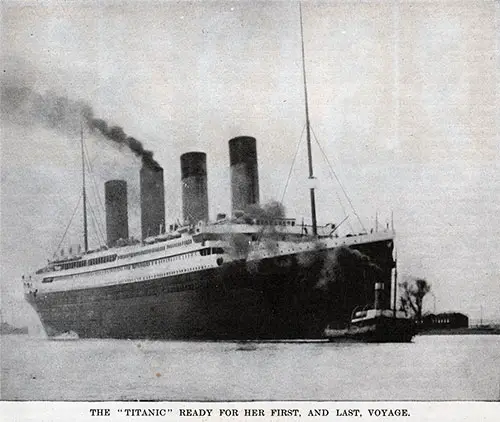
[{"left": 26, "top": 241, "right": 394, "bottom": 340}]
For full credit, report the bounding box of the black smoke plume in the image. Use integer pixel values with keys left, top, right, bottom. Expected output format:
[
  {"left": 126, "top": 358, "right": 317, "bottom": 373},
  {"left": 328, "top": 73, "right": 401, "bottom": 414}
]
[
  {"left": 316, "top": 246, "right": 381, "bottom": 290},
  {"left": 225, "top": 201, "right": 286, "bottom": 260},
  {"left": 1, "top": 85, "right": 160, "bottom": 168},
  {"left": 87, "top": 117, "right": 159, "bottom": 169}
]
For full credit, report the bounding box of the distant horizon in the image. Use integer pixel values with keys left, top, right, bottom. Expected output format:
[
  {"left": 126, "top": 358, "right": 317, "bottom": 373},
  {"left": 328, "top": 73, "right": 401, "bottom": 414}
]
[{"left": 3, "top": 306, "right": 500, "bottom": 330}]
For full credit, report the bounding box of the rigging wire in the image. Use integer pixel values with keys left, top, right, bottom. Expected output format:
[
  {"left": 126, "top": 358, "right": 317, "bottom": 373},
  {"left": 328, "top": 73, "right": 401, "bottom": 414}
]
[
  {"left": 307, "top": 130, "right": 353, "bottom": 232},
  {"left": 85, "top": 145, "right": 106, "bottom": 219},
  {"left": 280, "top": 123, "right": 306, "bottom": 204},
  {"left": 88, "top": 203, "right": 105, "bottom": 247},
  {"left": 310, "top": 126, "right": 367, "bottom": 233},
  {"left": 87, "top": 197, "right": 105, "bottom": 246},
  {"left": 51, "top": 131, "right": 108, "bottom": 256},
  {"left": 83, "top": 140, "right": 106, "bottom": 234},
  {"left": 52, "top": 193, "right": 82, "bottom": 258},
  {"left": 83, "top": 142, "right": 108, "bottom": 245},
  {"left": 87, "top": 193, "right": 105, "bottom": 245},
  {"left": 321, "top": 156, "right": 354, "bottom": 233},
  {"left": 85, "top": 175, "right": 106, "bottom": 244},
  {"left": 305, "top": 123, "right": 354, "bottom": 232}
]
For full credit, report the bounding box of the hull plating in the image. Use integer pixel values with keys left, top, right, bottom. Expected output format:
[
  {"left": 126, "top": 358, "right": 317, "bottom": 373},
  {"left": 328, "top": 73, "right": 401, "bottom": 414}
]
[{"left": 26, "top": 241, "right": 394, "bottom": 340}]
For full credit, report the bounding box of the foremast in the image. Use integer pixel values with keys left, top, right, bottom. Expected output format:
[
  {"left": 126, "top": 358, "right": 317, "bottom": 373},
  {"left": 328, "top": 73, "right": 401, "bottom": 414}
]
[{"left": 299, "top": 3, "right": 317, "bottom": 236}]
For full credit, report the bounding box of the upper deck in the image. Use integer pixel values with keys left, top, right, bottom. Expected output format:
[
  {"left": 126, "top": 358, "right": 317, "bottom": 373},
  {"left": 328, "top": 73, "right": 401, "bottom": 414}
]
[{"left": 27, "top": 217, "right": 394, "bottom": 290}]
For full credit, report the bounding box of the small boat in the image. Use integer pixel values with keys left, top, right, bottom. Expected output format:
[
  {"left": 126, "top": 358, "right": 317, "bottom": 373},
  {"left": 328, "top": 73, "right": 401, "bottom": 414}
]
[
  {"left": 324, "top": 280, "right": 416, "bottom": 343},
  {"left": 324, "top": 309, "right": 415, "bottom": 343},
  {"left": 52, "top": 330, "right": 79, "bottom": 341}
]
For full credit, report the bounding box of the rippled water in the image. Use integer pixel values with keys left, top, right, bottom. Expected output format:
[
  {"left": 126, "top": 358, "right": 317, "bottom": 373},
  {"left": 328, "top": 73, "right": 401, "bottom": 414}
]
[{"left": 2, "top": 334, "right": 499, "bottom": 401}]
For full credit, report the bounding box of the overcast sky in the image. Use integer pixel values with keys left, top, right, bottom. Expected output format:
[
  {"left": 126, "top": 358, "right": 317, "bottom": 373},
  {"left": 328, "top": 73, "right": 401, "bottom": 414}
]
[{"left": 1, "top": 0, "right": 499, "bottom": 327}]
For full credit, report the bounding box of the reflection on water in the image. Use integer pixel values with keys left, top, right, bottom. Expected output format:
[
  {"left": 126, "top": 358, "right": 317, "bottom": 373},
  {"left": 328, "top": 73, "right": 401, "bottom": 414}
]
[{"left": 1, "top": 334, "right": 499, "bottom": 401}]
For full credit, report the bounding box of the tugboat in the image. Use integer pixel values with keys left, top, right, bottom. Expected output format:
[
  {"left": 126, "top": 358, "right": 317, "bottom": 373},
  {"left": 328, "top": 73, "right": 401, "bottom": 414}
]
[{"left": 324, "top": 282, "right": 416, "bottom": 343}]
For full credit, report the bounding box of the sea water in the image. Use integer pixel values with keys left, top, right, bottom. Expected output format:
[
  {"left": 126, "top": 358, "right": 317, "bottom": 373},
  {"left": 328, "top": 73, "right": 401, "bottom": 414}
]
[{"left": 1, "top": 334, "right": 499, "bottom": 401}]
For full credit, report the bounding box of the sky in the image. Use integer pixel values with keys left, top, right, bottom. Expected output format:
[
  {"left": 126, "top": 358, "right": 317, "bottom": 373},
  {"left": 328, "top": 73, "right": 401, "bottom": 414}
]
[{"left": 1, "top": 0, "right": 499, "bottom": 328}]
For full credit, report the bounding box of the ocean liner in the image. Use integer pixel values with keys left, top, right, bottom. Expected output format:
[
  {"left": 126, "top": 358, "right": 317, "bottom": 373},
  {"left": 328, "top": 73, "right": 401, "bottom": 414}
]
[{"left": 23, "top": 6, "right": 395, "bottom": 340}]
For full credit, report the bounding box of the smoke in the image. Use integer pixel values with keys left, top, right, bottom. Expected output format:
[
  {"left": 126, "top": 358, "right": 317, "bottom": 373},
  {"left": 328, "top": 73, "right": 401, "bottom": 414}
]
[
  {"left": 242, "top": 200, "right": 285, "bottom": 221},
  {"left": 224, "top": 200, "right": 286, "bottom": 260},
  {"left": 225, "top": 233, "right": 251, "bottom": 259},
  {"left": 249, "top": 200, "right": 287, "bottom": 255},
  {"left": 88, "top": 117, "right": 159, "bottom": 169},
  {"left": 1, "top": 85, "right": 160, "bottom": 168},
  {"left": 296, "top": 239, "right": 325, "bottom": 268},
  {"left": 315, "top": 246, "right": 378, "bottom": 291}
]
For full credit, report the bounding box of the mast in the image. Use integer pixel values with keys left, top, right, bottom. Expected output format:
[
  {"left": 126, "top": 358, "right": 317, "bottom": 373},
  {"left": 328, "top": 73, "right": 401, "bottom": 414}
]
[
  {"left": 393, "top": 249, "right": 398, "bottom": 315},
  {"left": 81, "top": 122, "right": 89, "bottom": 252},
  {"left": 299, "top": 2, "right": 317, "bottom": 236}
]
